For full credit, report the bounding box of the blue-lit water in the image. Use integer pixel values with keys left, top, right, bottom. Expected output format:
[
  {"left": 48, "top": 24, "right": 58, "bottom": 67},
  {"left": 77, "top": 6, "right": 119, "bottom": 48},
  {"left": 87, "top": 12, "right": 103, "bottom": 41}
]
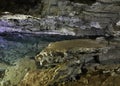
[
  {"left": 0, "top": 33, "right": 78, "bottom": 65},
  {"left": 0, "top": 35, "right": 48, "bottom": 65}
]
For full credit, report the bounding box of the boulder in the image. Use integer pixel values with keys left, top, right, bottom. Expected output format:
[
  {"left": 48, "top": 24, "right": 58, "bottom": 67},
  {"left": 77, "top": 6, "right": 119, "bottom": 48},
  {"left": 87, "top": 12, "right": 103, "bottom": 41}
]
[{"left": 35, "top": 39, "right": 111, "bottom": 67}]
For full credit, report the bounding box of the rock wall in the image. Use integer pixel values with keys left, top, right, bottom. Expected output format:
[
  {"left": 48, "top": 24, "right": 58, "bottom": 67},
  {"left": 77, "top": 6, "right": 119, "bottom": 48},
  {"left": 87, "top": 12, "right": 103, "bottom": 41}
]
[
  {"left": 19, "top": 64, "right": 120, "bottom": 86},
  {"left": 0, "top": 0, "right": 120, "bottom": 86},
  {"left": 0, "top": 14, "right": 105, "bottom": 37},
  {"left": 35, "top": 39, "right": 120, "bottom": 68},
  {"left": 19, "top": 39, "right": 120, "bottom": 86}
]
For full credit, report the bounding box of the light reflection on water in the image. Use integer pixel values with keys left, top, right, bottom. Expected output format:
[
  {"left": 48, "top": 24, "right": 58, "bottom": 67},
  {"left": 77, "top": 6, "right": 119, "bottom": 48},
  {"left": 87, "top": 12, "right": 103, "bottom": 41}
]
[
  {"left": 0, "top": 35, "right": 49, "bottom": 65},
  {"left": 0, "top": 33, "right": 78, "bottom": 65}
]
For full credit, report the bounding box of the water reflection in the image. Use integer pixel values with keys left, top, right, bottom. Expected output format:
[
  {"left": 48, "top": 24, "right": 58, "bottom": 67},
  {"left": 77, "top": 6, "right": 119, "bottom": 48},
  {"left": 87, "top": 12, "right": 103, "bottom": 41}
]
[{"left": 0, "top": 33, "right": 79, "bottom": 65}]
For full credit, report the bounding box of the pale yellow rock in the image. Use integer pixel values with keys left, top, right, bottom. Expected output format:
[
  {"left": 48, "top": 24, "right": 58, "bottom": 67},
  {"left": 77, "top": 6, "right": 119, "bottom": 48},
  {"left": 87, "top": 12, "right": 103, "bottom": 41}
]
[{"left": 0, "top": 57, "right": 37, "bottom": 86}]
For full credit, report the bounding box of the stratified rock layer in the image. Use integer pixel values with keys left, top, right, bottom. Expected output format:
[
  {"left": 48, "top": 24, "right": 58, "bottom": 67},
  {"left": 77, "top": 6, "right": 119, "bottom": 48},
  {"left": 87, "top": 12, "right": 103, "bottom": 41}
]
[
  {"left": 35, "top": 39, "right": 111, "bottom": 67},
  {"left": 0, "top": 14, "right": 104, "bottom": 37},
  {"left": 33, "top": 39, "right": 120, "bottom": 86},
  {"left": 0, "top": 0, "right": 120, "bottom": 86},
  {"left": 82, "top": 0, "right": 120, "bottom": 28}
]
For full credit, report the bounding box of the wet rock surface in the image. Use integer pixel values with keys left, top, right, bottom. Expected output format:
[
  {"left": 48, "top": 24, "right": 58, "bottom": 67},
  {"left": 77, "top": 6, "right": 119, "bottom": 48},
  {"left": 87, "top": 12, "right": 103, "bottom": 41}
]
[
  {"left": 0, "top": 0, "right": 120, "bottom": 86},
  {"left": 0, "top": 35, "right": 49, "bottom": 65},
  {"left": 0, "top": 57, "right": 37, "bottom": 86},
  {"left": 32, "top": 39, "right": 120, "bottom": 86},
  {"left": 29, "top": 37, "right": 120, "bottom": 86},
  {"left": 0, "top": 14, "right": 104, "bottom": 37},
  {"left": 35, "top": 39, "right": 110, "bottom": 66}
]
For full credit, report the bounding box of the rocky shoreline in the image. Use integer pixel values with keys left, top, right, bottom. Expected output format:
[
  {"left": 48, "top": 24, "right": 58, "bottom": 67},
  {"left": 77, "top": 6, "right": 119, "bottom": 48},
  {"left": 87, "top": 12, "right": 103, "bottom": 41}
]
[
  {"left": 19, "top": 39, "right": 120, "bottom": 86},
  {"left": 0, "top": 0, "right": 120, "bottom": 86}
]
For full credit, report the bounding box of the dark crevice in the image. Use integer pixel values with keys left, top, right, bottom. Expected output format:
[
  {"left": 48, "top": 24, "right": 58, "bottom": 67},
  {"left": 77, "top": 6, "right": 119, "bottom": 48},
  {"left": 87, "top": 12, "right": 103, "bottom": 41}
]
[
  {"left": 93, "top": 55, "right": 100, "bottom": 63},
  {"left": 0, "top": 0, "right": 97, "bottom": 14},
  {"left": 81, "top": 61, "right": 88, "bottom": 74},
  {"left": 69, "top": 0, "right": 96, "bottom": 5},
  {"left": 0, "top": 0, "right": 41, "bottom": 14}
]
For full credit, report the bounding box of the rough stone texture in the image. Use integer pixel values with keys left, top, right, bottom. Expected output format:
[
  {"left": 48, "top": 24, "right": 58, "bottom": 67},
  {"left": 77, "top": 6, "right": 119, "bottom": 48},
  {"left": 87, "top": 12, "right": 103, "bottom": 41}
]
[
  {"left": 35, "top": 39, "right": 112, "bottom": 67},
  {"left": 33, "top": 0, "right": 120, "bottom": 38},
  {"left": 30, "top": 0, "right": 120, "bottom": 30},
  {"left": 40, "top": 0, "right": 88, "bottom": 17},
  {"left": 0, "top": 57, "right": 37, "bottom": 86},
  {"left": 98, "top": 0, "right": 120, "bottom": 3},
  {"left": 114, "top": 21, "right": 120, "bottom": 37},
  {"left": 0, "top": 0, "right": 120, "bottom": 86},
  {"left": 0, "top": 0, "right": 97, "bottom": 15},
  {"left": 0, "top": 0, "right": 119, "bottom": 30},
  {"left": 99, "top": 47, "right": 120, "bottom": 64},
  {"left": 19, "top": 63, "right": 120, "bottom": 86},
  {"left": 0, "top": 0, "right": 120, "bottom": 37},
  {"left": 63, "top": 64, "right": 120, "bottom": 86},
  {"left": 117, "top": 21, "right": 120, "bottom": 26},
  {"left": 33, "top": 38, "right": 120, "bottom": 86},
  {"left": 82, "top": 1, "right": 120, "bottom": 28},
  {"left": 0, "top": 14, "right": 104, "bottom": 37},
  {"left": 19, "top": 63, "right": 82, "bottom": 86}
]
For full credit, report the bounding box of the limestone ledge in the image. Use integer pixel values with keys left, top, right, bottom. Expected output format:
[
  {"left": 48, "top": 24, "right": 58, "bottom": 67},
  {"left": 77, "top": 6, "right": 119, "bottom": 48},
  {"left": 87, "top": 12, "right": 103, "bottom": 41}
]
[
  {"left": 35, "top": 39, "right": 111, "bottom": 67},
  {"left": 0, "top": 14, "right": 104, "bottom": 37}
]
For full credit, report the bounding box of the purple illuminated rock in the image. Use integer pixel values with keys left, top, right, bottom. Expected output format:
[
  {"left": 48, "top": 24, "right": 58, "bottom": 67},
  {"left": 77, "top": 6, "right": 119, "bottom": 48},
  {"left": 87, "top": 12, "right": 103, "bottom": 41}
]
[{"left": 0, "top": 14, "right": 104, "bottom": 37}]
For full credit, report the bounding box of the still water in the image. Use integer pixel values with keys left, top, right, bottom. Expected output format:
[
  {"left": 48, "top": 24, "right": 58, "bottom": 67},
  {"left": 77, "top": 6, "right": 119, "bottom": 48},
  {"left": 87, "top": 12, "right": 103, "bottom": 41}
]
[{"left": 0, "top": 33, "right": 77, "bottom": 65}]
